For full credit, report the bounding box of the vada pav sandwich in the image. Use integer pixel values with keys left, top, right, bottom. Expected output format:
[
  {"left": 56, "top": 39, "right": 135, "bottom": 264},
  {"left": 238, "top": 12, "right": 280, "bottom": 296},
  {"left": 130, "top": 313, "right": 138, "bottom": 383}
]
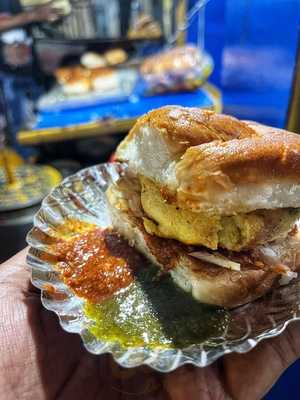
[{"left": 107, "top": 106, "right": 300, "bottom": 308}]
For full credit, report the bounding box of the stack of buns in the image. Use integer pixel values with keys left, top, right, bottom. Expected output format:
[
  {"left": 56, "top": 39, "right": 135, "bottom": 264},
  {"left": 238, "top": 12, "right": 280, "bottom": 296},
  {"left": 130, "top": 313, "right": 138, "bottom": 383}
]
[
  {"left": 55, "top": 48, "right": 128, "bottom": 95},
  {"left": 55, "top": 66, "right": 119, "bottom": 95}
]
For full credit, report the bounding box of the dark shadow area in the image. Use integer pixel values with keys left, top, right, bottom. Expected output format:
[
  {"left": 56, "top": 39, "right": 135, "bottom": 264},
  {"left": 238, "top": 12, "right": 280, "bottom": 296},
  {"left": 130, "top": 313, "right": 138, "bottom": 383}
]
[{"left": 0, "top": 205, "right": 39, "bottom": 263}]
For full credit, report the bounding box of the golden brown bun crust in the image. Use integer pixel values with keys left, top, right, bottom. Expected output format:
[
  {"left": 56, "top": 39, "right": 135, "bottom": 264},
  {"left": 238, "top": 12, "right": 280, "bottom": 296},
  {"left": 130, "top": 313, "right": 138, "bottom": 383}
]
[
  {"left": 104, "top": 48, "right": 127, "bottom": 65},
  {"left": 90, "top": 67, "right": 115, "bottom": 79},
  {"left": 183, "top": 128, "right": 300, "bottom": 183},
  {"left": 176, "top": 125, "right": 300, "bottom": 207},
  {"left": 116, "top": 106, "right": 300, "bottom": 214},
  {"left": 55, "top": 66, "right": 90, "bottom": 84},
  {"left": 118, "top": 106, "right": 258, "bottom": 157}
]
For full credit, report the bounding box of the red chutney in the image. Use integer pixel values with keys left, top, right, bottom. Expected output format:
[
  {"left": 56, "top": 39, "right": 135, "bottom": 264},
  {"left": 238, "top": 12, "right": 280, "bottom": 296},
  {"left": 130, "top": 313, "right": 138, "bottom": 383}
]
[{"left": 53, "top": 228, "right": 142, "bottom": 303}]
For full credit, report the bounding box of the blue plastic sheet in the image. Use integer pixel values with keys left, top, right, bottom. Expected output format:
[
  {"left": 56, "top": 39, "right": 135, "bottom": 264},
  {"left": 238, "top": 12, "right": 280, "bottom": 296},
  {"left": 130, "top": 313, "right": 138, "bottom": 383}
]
[
  {"left": 34, "top": 87, "right": 216, "bottom": 130},
  {"left": 203, "top": 0, "right": 300, "bottom": 128}
]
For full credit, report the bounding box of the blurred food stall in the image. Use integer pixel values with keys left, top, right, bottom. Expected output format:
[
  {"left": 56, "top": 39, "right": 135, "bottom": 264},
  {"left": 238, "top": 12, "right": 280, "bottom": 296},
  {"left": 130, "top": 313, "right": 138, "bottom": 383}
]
[
  {"left": 1, "top": 0, "right": 217, "bottom": 260},
  {"left": 16, "top": 0, "right": 219, "bottom": 149}
]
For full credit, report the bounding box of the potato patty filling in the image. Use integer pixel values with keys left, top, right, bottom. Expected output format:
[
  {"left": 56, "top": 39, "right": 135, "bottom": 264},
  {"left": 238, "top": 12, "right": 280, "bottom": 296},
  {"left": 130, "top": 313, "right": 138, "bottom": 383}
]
[{"left": 140, "top": 177, "right": 300, "bottom": 251}]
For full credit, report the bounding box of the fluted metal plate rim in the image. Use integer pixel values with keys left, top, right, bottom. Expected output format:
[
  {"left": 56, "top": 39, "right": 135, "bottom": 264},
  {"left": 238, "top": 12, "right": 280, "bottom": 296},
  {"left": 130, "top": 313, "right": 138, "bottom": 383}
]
[{"left": 26, "top": 163, "right": 300, "bottom": 372}]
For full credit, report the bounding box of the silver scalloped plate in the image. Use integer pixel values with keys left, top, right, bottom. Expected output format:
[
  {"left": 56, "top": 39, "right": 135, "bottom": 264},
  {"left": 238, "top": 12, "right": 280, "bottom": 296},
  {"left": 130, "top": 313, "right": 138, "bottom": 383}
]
[{"left": 26, "top": 163, "right": 300, "bottom": 372}]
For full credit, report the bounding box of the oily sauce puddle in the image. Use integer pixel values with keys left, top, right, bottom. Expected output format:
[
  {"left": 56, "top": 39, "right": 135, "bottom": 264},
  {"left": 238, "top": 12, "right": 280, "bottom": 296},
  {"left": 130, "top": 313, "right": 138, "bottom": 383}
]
[{"left": 49, "top": 220, "right": 229, "bottom": 349}]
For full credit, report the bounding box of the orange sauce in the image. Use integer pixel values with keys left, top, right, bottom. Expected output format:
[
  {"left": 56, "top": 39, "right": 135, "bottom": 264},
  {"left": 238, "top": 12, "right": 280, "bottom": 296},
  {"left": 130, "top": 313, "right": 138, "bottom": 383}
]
[{"left": 53, "top": 227, "right": 142, "bottom": 303}]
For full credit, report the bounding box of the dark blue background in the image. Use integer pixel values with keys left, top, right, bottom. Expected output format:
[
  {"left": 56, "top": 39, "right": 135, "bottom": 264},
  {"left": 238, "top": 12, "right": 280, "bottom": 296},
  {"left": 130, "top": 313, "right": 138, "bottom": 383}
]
[
  {"left": 189, "top": 0, "right": 300, "bottom": 397},
  {"left": 189, "top": 0, "right": 300, "bottom": 128}
]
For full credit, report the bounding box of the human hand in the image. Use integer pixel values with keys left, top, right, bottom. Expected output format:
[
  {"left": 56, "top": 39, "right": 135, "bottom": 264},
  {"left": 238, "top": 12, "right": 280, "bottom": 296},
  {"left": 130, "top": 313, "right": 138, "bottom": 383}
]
[
  {"left": 31, "top": 3, "right": 61, "bottom": 23},
  {"left": 1, "top": 249, "right": 299, "bottom": 400}
]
